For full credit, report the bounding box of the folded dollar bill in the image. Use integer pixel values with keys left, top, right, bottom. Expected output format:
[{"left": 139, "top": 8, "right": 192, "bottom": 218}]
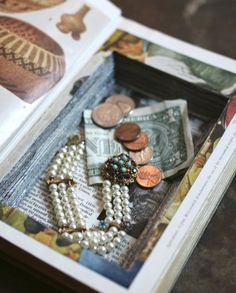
[{"left": 84, "top": 99, "right": 194, "bottom": 185}]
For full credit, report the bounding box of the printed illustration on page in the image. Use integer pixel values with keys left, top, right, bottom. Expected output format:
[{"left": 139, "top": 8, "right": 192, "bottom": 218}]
[{"left": 0, "top": 2, "right": 94, "bottom": 103}]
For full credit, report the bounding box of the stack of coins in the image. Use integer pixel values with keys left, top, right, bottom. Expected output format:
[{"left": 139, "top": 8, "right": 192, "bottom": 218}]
[
  {"left": 91, "top": 94, "right": 162, "bottom": 188},
  {"left": 91, "top": 95, "right": 135, "bottom": 128},
  {"left": 115, "top": 122, "right": 162, "bottom": 188}
]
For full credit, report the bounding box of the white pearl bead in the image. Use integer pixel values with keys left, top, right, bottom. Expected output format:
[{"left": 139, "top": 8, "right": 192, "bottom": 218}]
[
  {"left": 106, "top": 208, "right": 114, "bottom": 217},
  {"left": 73, "top": 232, "right": 83, "bottom": 241},
  {"left": 122, "top": 193, "right": 130, "bottom": 200},
  {"left": 114, "top": 204, "right": 122, "bottom": 212},
  {"left": 79, "top": 220, "right": 86, "bottom": 228},
  {"left": 106, "top": 231, "right": 114, "bottom": 240},
  {"left": 57, "top": 153, "right": 64, "bottom": 160},
  {"left": 102, "top": 186, "right": 111, "bottom": 193},
  {"left": 63, "top": 162, "right": 70, "bottom": 169},
  {"left": 93, "top": 231, "right": 100, "bottom": 239},
  {"left": 75, "top": 213, "right": 84, "bottom": 220},
  {"left": 105, "top": 216, "right": 113, "bottom": 224},
  {"left": 57, "top": 211, "right": 65, "bottom": 218},
  {"left": 104, "top": 202, "right": 112, "bottom": 209},
  {"left": 49, "top": 184, "right": 58, "bottom": 191},
  {"left": 84, "top": 231, "right": 93, "bottom": 239},
  {"left": 50, "top": 164, "right": 58, "bottom": 171},
  {"left": 109, "top": 226, "right": 118, "bottom": 234},
  {"left": 90, "top": 245, "right": 98, "bottom": 252},
  {"left": 67, "top": 151, "right": 74, "bottom": 157},
  {"left": 78, "top": 148, "right": 84, "bottom": 155},
  {"left": 58, "top": 174, "right": 65, "bottom": 180},
  {"left": 52, "top": 197, "right": 61, "bottom": 205},
  {"left": 112, "top": 184, "right": 120, "bottom": 191},
  {"left": 62, "top": 232, "right": 70, "bottom": 239},
  {"left": 65, "top": 157, "right": 72, "bottom": 163},
  {"left": 60, "top": 190, "right": 67, "bottom": 197},
  {"left": 123, "top": 207, "right": 131, "bottom": 214},
  {"left": 100, "top": 235, "right": 107, "bottom": 244},
  {"left": 113, "top": 236, "right": 121, "bottom": 245},
  {"left": 61, "top": 168, "right": 68, "bottom": 175},
  {"left": 67, "top": 171, "right": 73, "bottom": 178},
  {"left": 123, "top": 214, "right": 131, "bottom": 222},
  {"left": 103, "top": 194, "right": 112, "bottom": 202},
  {"left": 58, "top": 183, "right": 66, "bottom": 190},
  {"left": 72, "top": 161, "right": 78, "bottom": 167},
  {"left": 61, "top": 198, "right": 68, "bottom": 205},
  {"left": 119, "top": 231, "right": 126, "bottom": 238},
  {"left": 54, "top": 205, "right": 63, "bottom": 213},
  {"left": 113, "top": 197, "right": 121, "bottom": 205},
  {"left": 91, "top": 238, "right": 99, "bottom": 246},
  {"left": 114, "top": 211, "right": 123, "bottom": 219},
  {"left": 49, "top": 170, "right": 57, "bottom": 177},
  {"left": 97, "top": 246, "right": 107, "bottom": 255},
  {"left": 122, "top": 199, "right": 130, "bottom": 206},
  {"left": 73, "top": 208, "right": 82, "bottom": 217},
  {"left": 70, "top": 166, "right": 76, "bottom": 172},
  {"left": 106, "top": 242, "right": 114, "bottom": 252},
  {"left": 113, "top": 219, "right": 121, "bottom": 225},
  {"left": 69, "top": 221, "right": 77, "bottom": 230},
  {"left": 70, "top": 145, "right": 77, "bottom": 151},
  {"left": 50, "top": 190, "right": 59, "bottom": 196},
  {"left": 103, "top": 180, "right": 111, "bottom": 187},
  {"left": 112, "top": 191, "right": 121, "bottom": 197},
  {"left": 69, "top": 222, "right": 77, "bottom": 230},
  {"left": 74, "top": 155, "right": 81, "bottom": 161},
  {"left": 54, "top": 158, "right": 62, "bottom": 165},
  {"left": 61, "top": 147, "right": 68, "bottom": 153},
  {"left": 121, "top": 186, "right": 129, "bottom": 193},
  {"left": 81, "top": 240, "right": 89, "bottom": 249},
  {"left": 56, "top": 211, "right": 64, "bottom": 219},
  {"left": 58, "top": 218, "right": 67, "bottom": 226},
  {"left": 65, "top": 210, "right": 73, "bottom": 218},
  {"left": 69, "top": 193, "right": 77, "bottom": 201},
  {"left": 67, "top": 187, "right": 75, "bottom": 193}
]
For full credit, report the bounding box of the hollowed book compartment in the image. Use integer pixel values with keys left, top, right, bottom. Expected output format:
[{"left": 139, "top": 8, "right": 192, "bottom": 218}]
[{"left": 0, "top": 52, "right": 228, "bottom": 210}]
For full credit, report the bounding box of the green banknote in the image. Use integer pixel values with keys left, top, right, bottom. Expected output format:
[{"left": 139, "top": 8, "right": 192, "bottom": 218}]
[{"left": 84, "top": 100, "right": 194, "bottom": 185}]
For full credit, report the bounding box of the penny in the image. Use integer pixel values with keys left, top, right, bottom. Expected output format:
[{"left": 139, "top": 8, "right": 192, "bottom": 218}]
[
  {"left": 106, "top": 95, "right": 135, "bottom": 115},
  {"left": 115, "top": 122, "right": 141, "bottom": 142},
  {"left": 136, "top": 165, "right": 162, "bottom": 188},
  {"left": 129, "top": 146, "right": 153, "bottom": 165},
  {"left": 92, "top": 103, "right": 123, "bottom": 128},
  {"left": 123, "top": 132, "right": 149, "bottom": 151}
]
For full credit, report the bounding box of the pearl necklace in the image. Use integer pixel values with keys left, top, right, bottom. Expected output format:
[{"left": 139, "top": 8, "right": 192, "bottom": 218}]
[{"left": 46, "top": 138, "right": 134, "bottom": 255}]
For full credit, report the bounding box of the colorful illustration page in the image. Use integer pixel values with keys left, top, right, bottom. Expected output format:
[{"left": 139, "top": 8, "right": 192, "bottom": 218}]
[{"left": 0, "top": 0, "right": 120, "bottom": 150}]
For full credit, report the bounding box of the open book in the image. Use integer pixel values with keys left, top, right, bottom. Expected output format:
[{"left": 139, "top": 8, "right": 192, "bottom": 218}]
[{"left": 0, "top": 1, "right": 236, "bottom": 292}]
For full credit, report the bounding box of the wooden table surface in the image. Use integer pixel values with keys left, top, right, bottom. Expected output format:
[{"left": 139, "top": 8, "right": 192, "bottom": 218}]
[{"left": 1, "top": 1, "right": 236, "bottom": 292}]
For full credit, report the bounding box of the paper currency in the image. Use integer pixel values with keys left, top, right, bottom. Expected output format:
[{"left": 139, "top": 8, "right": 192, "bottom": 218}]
[{"left": 84, "top": 99, "right": 194, "bottom": 185}]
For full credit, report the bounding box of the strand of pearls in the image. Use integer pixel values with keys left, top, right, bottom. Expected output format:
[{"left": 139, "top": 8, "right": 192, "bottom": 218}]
[
  {"left": 47, "top": 140, "right": 130, "bottom": 255},
  {"left": 103, "top": 182, "right": 132, "bottom": 226}
]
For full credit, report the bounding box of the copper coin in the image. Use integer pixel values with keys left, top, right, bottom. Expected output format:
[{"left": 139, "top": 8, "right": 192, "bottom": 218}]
[
  {"left": 106, "top": 95, "right": 135, "bottom": 115},
  {"left": 129, "top": 146, "right": 153, "bottom": 165},
  {"left": 123, "top": 132, "right": 149, "bottom": 151},
  {"left": 92, "top": 103, "right": 123, "bottom": 128},
  {"left": 115, "top": 122, "right": 141, "bottom": 142},
  {"left": 136, "top": 165, "right": 162, "bottom": 188}
]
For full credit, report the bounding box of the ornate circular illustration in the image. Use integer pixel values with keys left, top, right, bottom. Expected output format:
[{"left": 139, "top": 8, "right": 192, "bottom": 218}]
[
  {"left": 0, "top": 0, "right": 65, "bottom": 13},
  {"left": 0, "top": 16, "right": 65, "bottom": 103}
]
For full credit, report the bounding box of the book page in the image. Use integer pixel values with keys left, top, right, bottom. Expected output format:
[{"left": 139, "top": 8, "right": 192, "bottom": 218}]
[{"left": 0, "top": 0, "right": 120, "bottom": 151}]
